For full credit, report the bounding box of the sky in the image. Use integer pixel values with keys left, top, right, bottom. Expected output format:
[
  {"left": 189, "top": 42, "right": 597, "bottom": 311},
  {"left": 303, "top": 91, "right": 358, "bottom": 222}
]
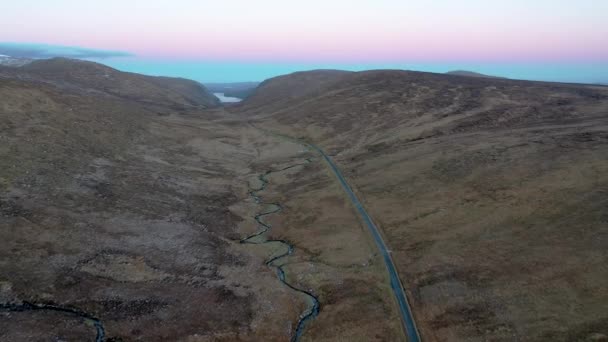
[{"left": 1, "top": 0, "right": 607, "bottom": 83}]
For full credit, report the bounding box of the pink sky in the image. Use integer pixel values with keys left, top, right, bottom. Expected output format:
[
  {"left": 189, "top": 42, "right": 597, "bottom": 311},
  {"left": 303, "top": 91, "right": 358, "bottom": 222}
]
[{"left": 2, "top": 0, "right": 607, "bottom": 63}]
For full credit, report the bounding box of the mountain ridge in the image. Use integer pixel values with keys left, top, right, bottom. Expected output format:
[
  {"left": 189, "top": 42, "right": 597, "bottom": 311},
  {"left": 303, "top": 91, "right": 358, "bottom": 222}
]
[
  {"left": 231, "top": 68, "right": 608, "bottom": 341},
  {"left": 446, "top": 70, "right": 504, "bottom": 78},
  {"left": 1, "top": 57, "right": 220, "bottom": 108}
]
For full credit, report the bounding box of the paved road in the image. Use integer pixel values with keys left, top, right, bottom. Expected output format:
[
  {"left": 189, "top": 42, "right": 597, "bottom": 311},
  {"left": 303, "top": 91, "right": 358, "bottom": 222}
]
[
  {"left": 254, "top": 125, "right": 421, "bottom": 341},
  {"left": 305, "top": 142, "right": 421, "bottom": 342}
]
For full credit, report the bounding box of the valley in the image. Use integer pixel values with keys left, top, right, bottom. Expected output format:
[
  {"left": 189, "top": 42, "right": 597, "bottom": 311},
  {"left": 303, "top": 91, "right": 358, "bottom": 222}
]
[
  {"left": 1, "top": 59, "right": 607, "bottom": 341},
  {"left": 232, "top": 70, "right": 608, "bottom": 341}
]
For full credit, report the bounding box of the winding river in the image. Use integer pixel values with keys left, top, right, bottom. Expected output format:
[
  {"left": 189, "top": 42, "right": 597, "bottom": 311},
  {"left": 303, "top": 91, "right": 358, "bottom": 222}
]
[
  {"left": 240, "top": 158, "right": 320, "bottom": 342},
  {"left": 252, "top": 125, "right": 421, "bottom": 341},
  {"left": 0, "top": 135, "right": 419, "bottom": 341},
  {"left": 0, "top": 159, "right": 320, "bottom": 342},
  {"left": 0, "top": 302, "right": 105, "bottom": 342}
]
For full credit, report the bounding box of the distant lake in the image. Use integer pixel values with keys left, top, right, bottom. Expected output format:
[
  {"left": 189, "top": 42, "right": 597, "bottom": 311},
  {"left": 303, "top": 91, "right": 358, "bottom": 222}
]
[{"left": 214, "top": 93, "right": 241, "bottom": 103}]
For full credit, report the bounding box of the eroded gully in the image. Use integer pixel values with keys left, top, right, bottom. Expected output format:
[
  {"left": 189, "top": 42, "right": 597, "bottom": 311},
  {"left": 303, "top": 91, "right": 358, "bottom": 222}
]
[{"left": 240, "top": 158, "right": 320, "bottom": 342}]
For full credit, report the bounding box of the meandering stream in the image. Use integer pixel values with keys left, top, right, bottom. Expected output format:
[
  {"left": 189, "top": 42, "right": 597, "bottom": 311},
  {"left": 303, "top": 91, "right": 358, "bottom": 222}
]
[
  {"left": 0, "top": 302, "right": 106, "bottom": 342},
  {"left": 0, "top": 158, "right": 320, "bottom": 342},
  {"left": 253, "top": 125, "right": 421, "bottom": 341},
  {"left": 240, "top": 158, "right": 320, "bottom": 342}
]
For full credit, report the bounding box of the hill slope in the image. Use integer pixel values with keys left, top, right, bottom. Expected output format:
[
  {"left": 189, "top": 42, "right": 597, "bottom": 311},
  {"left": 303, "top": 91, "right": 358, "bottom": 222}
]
[
  {"left": 239, "top": 69, "right": 352, "bottom": 112},
  {"left": 0, "top": 55, "right": 33, "bottom": 67},
  {"left": 446, "top": 70, "right": 503, "bottom": 78},
  {"left": 2, "top": 58, "right": 220, "bottom": 108},
  {"left": 3, "top": 63, "right": 607, "bottom": 341},
  {"left": 234, "top": 70, "right": 608, "bottom": 341},
  {"left": 0, "top": 64, "right": 305, "bottom": 341}
]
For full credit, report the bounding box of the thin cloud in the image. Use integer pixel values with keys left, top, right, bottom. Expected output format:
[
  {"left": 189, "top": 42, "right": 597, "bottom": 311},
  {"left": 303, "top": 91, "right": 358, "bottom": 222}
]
[{"left": 0, "top": 42, "right": 133, "bottom": 59}]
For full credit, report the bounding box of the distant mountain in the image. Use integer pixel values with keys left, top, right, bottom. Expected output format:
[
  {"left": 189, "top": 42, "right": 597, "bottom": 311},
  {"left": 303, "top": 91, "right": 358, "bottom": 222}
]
[
  {"left": 204, "top": 82, "right": 260, "bottom": 99},
  {"left": 1, "top": 57, "right": 219, "bottom": 108},
  {"left": 0, "top": 54, "right": 33, "bottom": 67},
  {"left": 205, "top": 82, "right": 259, "bottom": 92},
  {"left": 446, "top": 70, "right": 504, "bottom": 79},
  {"left": 240, "top": 69, "right": 352, "bottom": 111}
]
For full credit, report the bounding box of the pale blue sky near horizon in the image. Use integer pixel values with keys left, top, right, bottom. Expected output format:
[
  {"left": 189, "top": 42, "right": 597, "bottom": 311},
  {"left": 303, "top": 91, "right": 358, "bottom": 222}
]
[
  {"left": 1, "top": 0, "right": 607, "bottom": 84},
  {"left": 1, "top": 41, "right": 606, "bottom": 84},
  {"left": 91, "top": 56, "right": 608, "bottom": 84}
]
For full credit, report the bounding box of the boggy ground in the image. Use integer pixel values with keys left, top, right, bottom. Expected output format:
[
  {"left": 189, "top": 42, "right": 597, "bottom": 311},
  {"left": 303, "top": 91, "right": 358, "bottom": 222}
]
[
  {"left": 1, "top": 71, "right": 404, "bottom": 340},
  {"left": 0, "top": 95, "right": 290, "bottom": 340},
  {"left": 230, "top": 131, "right": 404, "bottom": 341},
  {"left": 342, "top": 128, "right": 608, "bottom": 341},
  {"left": 236, "top": 70, "right": 608, "bottom": 341},
  {"left": 6, "top": 62, "right": 607, "bottom": 341}
]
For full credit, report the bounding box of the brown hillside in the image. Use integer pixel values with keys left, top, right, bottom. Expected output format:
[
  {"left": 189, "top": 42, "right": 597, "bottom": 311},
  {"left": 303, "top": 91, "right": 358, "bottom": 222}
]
[
  {"left": 2, "top": 62, "right": 607, "bottom": 341},
  {"left": 240, "top": 69, "right": 352, "bottom": 112},
  {"left": 232, "top": 69, "right": 608, "bottom": 341},
  {"left": 0, "top": 69, "right": 307, "bottom": 341},
  {"left": 3, "top": 58, "right": 220, "bottom": 108},
  {"left": 446, "top": 70, "right": 504, "bottom": 78}
]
